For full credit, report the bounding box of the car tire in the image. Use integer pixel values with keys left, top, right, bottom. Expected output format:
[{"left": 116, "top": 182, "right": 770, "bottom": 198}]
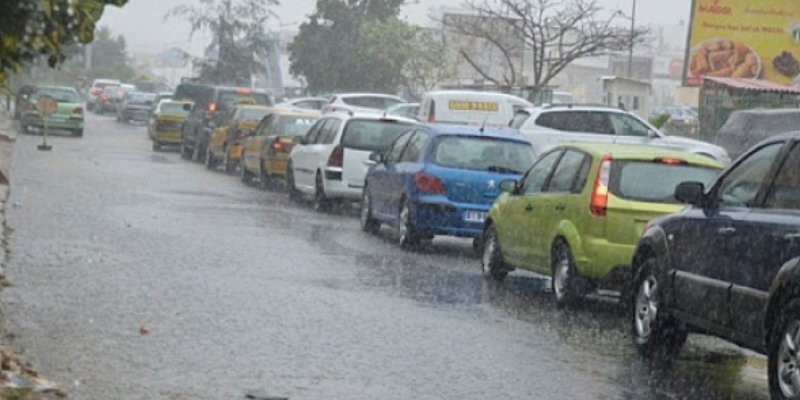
[
  {"left": 259, "top": 164, "right": 274, "bottom": 190},
  {"left": 73, "top": 129, "right": 83, "bottom": 138},
  {"left": 240, "top": 158, "right": 253, "bottom": 184},
  {"left": 481, "top": 224, "right": 508, "bottom": 281},
  {"left": 180, "top": 140, "right": 192, "bottom": 160},
  {"left": 397, "top": 198, "right": 420, "bottom": 250},
  {"left": 152, "top": 142, "right": 161, "bottom": 151},
  {"left": 768, "top": 298, "right": 800, "bottom": 399},
  {"left": 630, "top": 256, "right": 687, "bottom": 359},
  {"left": 360, "top": 188, "right": 380, "bottom": 234},
  {"left": 224, "top": 150, "right": 236, "bottom": 174},
  {"left": 551, "top": 239, "right": 585, "bottom": 308},
  {"left": 205, "top": 148, "right": 217, "bottom": 170},
  {"left": 314, "top": 173, "right": 332, "bottom": 212},
  {"left": 191, "top": 137, "right": 202, "bottom": 163},
  {"left": 286, "top": 162, "right": 301, "bottom": 200}
]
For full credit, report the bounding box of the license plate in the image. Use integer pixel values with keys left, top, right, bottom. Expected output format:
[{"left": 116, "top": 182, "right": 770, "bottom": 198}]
[{"left": 463, "top": 211, "right": 487, "bottom": 222}]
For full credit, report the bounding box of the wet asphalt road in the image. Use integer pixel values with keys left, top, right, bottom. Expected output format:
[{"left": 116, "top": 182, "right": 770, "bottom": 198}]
[{"left": 0, "top": 112, "right": 771, "bottom": 399}]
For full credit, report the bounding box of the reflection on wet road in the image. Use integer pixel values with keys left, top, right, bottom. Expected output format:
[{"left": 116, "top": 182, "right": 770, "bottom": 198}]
[{"left": 1, "top": 113, "right": 769, "bottom": 399}]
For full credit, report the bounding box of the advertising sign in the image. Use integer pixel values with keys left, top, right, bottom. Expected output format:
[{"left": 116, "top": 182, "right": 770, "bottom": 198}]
[
  {"left": 448, "top": 100, "right": 500, "bottom": 112},
  {"left": 684, "top": 0, "right": 800, "bottom": 86}
]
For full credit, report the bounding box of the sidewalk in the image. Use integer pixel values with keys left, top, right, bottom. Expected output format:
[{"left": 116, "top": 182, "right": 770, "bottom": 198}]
[{"left": 0, "top": 110, "right": 66, "bottom": 399}]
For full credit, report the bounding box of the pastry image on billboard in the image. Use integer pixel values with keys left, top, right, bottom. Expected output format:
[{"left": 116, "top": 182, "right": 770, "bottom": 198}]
[
  {"left": 688, "top": 38, "right": 761, "bottom": 79},
  {"left": 774, "top": 51, "right": 800, "bottom": 78}
]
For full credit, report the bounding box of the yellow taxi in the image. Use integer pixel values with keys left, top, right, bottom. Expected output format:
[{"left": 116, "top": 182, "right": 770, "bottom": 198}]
[
  {"left": 239, "top": 109, "right": 320, "bottom": 186},
  {"left": 205, "top": 103, "right": 273, "bottom": 173},
  {"left": 150, "top": 100, "right": 192, "bottom": 151}
]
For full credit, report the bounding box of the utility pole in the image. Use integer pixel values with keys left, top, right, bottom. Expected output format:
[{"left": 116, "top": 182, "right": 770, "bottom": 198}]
[{"left": 627, "top": 0, "right": 637, "bottom": 78}]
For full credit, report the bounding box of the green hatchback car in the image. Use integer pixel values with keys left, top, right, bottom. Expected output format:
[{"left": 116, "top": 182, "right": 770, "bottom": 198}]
[
  {"left": 481, "top": 143, "right": 724, "bottom": 307},
  {"left": 20, "top": 86, "right": 84, "bottom": 137}
]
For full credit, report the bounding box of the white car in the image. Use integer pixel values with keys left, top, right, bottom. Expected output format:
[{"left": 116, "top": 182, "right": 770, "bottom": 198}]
[
  {"left": 275, "top": 97, "right": 329, "bottom": 111},
  {"left": 286, "top": 112, "right": 418, "bottom": 211},
  {"left": 510, "top": 104, "right": 731, "bottom": 165},
  {"left": 322, "top": 93, "right": 406, "bottom": 115},
  {"left": 86, "top": 78, "right": 120, "bottom": 112}
]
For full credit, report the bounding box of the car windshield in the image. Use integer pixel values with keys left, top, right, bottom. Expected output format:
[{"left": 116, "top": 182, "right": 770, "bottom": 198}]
[
  {"left": 341, "top": 119, "right": 414, "bottom": 151},
  {"left": 34, "top": 89, "right": 78, "bottom": 103},
  {"left": 158, "top": 102, "right": 189, "bottom": 115},
  {"left": 610, "top": 161, "right": 721, "bottom": 204},
  {"left": 127, "top": 94, "right": 152, "bottom": 105},
  {"left": 433, "top": 136, "right": 534, "bottom": 173},
  {"left": 342, "top": 96, "right": 404, "bottom": 109},
  {"left": 278, "top": 116, "right": 318, "bottom": 136}
]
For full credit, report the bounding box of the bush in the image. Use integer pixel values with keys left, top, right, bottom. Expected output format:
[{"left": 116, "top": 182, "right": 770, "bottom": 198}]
[{"left": 650, "top": 113, "right": 671, "bottom": 128}]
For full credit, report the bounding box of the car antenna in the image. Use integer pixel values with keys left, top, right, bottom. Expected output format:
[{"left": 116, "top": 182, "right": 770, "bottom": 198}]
[{"left": 479, "top": 112, "right": 490, "bottom": 134}]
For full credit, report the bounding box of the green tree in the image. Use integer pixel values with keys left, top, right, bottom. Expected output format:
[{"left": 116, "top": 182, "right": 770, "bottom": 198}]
[
  {"left": 90, "top": 27, "right": 136, "bottom": 81},
  {"left": 403, "top": 28, "right": 457, "bottom": 99},
  {"left": 166, "top": 0, "right": 280, "bottom": 87},
  {"left": 288, "top": 0, "right": 410, "bottom": 94},
  {"left": 0, "top": 0, "right": 129, "bottom": 89}
]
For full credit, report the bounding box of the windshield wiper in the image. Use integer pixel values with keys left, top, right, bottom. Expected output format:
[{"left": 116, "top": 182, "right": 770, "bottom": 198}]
[{"left": 486, "top": 165, "right": 522, "bottom": 174}]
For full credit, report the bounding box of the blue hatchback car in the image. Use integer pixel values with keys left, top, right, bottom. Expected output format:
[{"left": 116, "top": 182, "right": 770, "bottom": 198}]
[{"left": 360, "top": 123, "right": 534, "bottom": 249}]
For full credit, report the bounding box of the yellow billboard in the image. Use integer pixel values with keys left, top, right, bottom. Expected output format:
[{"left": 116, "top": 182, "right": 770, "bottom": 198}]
[{"left": 684, "top": 0, "right": 800, "bottom": 86}]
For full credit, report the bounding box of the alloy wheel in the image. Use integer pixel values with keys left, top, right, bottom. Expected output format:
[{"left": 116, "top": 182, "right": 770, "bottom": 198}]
[
  {"left": 778, "top": 320, "right": 800, "bottom": 397},
  {"left": 634, "top": 275, "right": 659, "bottom": 340}
]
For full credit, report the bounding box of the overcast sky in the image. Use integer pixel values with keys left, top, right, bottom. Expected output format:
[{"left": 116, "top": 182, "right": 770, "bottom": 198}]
[{"left": 99, "top": 0, "right": 693, "bottom": 55}]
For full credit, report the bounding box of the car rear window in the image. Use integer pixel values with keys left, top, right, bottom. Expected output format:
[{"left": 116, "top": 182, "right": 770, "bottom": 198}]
[
  {"left": 217, "top": 92, "right": 272, "bottom": 111},
  {"left": 341, "top": 119, "right": 414, "bottom": 152},
  {"left": 278, "top": 116, "right": 318, "bottom": 136},
  {"left": 159, "top": 102, "right": 189, "bottom": 115},
  {"left": 610, "top": 161, "right": 721, "bottom": 204},
  {"left": 433, "top": 136, "right": 534, "bottom": 174},
  {"left": 236, "top": 108, "right": 271, "bottom": 121},
  {"left": 342, "top": 96, "right": 404, "bottom": 110}
]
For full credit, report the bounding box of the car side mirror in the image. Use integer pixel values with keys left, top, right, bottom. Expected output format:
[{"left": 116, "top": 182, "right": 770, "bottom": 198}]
[
  {"left": 675, "top": 181, "right": 705, "bottom": 206},
  {"left": 368, "top": 152, "right": 384, "bottom": 163},
  {"left": 500, "top": 179, "right": 517, "bottom": 193}
]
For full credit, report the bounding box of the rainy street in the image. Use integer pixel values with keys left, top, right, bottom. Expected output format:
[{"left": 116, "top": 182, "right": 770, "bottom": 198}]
[{"left": 0, "top": 112, "right": 771, "bottom": 399}]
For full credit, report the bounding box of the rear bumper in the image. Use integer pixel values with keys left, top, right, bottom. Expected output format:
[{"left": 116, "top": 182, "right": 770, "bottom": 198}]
[
  {"left": 264, "top": 155, "right": 289, "bottom": 177},
  {"left": 577, "top": 237, "right": 637, "bottom": 279},
  {"left": 21, "top": 114, "right": 83, "bottom": 130},
  {"left": 322, "top": 174, "right": 361, "bottom": 201},
  {"left": 410, "top": 197, "right": 490, "bottom": 238},
  {"left": 154, "top": 129, "right": 182, "bottom": 144},
  {"left": 122, "top": 109, "right": 150, "bottom": 121}
]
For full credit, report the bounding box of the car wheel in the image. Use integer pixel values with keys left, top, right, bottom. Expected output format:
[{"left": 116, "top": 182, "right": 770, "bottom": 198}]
[
  {"left": 223, "top": 150, "right": 236, "bottom": 174},
  {"left": 240, "top": 158, "right": 253, "bottom": 184},
  {"left": 73, "top": 129, "right": 83, "bottom": 137},
  {"left": 769, "top": 298, "right": 800, "bottom": 399},
  {"left": 205, "top": 148, "right": 217, "bottom": 170},
  {"left": 481, "top": 224, "right": 508, "bottom": 281},
  {"left": 286, "top": 162, "right": 301, "bottom": 200},
  {"left": 180, "top": 140, "right": 191, "bottom": 160},
  {"left": 192, "top": 136, "right": 205, "bottom": 163},
  {"left": 152, "top": 141, "right": 161, "bottom": 151},
  {"left": 631, "top": 256, "right": 687, "bottom": 359},
  {"left": 360, "top": 188, "right": 380, "bottom": 234},
  {"left": 397, "top": 199, "right": 420, "bottom": 250},
  {"left": 551, "top": 239, "right": 584, "bottom": 308},
  {"left": 314, "top": 173, "right": 331, "bottom": 212},
  {"left": 472, "top": 237, "right": 485, "bottom": 257}
]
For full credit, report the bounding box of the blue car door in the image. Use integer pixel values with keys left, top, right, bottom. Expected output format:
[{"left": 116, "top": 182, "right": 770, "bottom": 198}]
[
  {"left": 371, "top": 130, "right": 415, "bottom": 220},
  {"left": 390, "top": 130, "right": 430, "bottom": 225},
  {"left": 671, "top": 142, "right": 784, "bottom": 330},
  {"left": 730, "top": 141, "right": 800, "bottom": 341}
]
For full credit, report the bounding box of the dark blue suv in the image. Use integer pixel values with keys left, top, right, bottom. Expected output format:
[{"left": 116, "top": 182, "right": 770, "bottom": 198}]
[{"left": 629, "top": 132, "right": 800, "bottom": 399}]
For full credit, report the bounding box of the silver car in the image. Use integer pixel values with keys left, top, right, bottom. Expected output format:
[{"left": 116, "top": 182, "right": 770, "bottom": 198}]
[
  {"left": 511, "top": 104, "right": 731, "bottom": 165},
  {"left": 322, "top": 93, "right": 406, "bottom": 115}
]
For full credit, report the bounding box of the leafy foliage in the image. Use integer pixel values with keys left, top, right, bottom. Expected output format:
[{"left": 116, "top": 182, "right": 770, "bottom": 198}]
[
  {"left": 165, "top": 0, "right": 280, "bottom": 87},
  {"left": 0, "top": 0, "right": 128, "bottom": 89},
  {"left": 289, "top": 0, "right": 447, "bottom": 95},
  {"left": 650, "top": 113, "right": 671, "bottom": 128}
]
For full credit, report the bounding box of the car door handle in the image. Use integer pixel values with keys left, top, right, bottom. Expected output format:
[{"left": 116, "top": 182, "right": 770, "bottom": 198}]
[
  {"left": 718, "top": 227, "right": 736, "bottom": 235},
  {"left": 554, "top": 204, "right": 566, "bottom": 211},
  {"left": 784, "top": 233, "right": 800, "bottom": 241},
  {"left": 525, "top": 204, "right": 534, "bottom": 212}
]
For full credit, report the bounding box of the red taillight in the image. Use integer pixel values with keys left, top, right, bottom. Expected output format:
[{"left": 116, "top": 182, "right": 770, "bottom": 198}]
[
  {"left": 654, "top": 157, "right": 686, "bottom": 165},
  {"left": 208, "top": 103, "right": 217, "bottom": 113},
  {"left": 415, "top": 172, "right": 445, "bottom": 194},
  {"left": 590, "top": 155, "right": 612, "bottom": 217},
  {"left": 101, "top": 95, "right": 108, "bottom": 101},
  {"left": 272, "top": 142, "right": 283, "bottom": 150},
  {"left": 91, "top": 88, "right": 101, "bottom": 95},
  {"left": 327, "top": 144, "right": 343, "bottom": 167},
  {"left": 73, "top": 107, "right": 83, "bottom": 115}
]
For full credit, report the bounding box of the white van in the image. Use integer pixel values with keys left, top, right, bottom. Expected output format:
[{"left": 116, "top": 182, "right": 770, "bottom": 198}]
[{"left": 417, "top": 90, "right": 532, "bottom": 128}]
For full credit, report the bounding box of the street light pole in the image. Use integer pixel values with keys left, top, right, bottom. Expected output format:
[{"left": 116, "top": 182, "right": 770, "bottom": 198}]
[{"left": 627, "top": 0, "right": 637, "bottom": 78}]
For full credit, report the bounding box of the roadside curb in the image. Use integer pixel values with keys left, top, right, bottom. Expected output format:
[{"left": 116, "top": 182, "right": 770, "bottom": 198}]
[{"left": 0, "top": 112, "right": 67, "bottom": 398}]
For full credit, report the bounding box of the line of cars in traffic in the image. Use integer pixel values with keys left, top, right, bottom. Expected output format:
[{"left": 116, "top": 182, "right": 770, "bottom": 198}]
[{"left": 130, "top": 83, "right": 800, "bottom": 399}]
